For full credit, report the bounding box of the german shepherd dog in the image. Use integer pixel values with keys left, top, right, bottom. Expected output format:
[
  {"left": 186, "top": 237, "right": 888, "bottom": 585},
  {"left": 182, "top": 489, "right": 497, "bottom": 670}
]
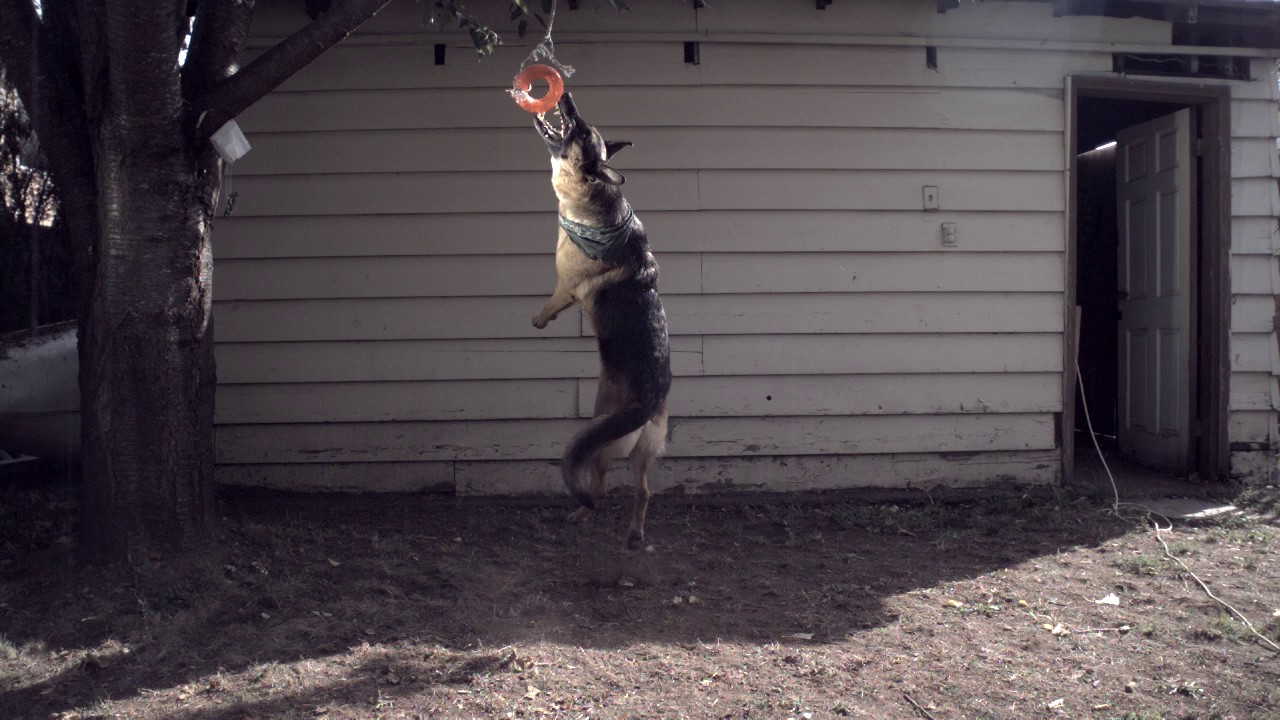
[{"left": 531, "top": 93, "right": 672, "bottom": 550}]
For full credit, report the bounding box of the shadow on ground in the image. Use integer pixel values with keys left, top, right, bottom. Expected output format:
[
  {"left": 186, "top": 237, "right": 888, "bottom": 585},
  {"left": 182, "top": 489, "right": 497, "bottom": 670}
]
[{"left": 0, "top": 463, "right": 1263, "bottom": 719}]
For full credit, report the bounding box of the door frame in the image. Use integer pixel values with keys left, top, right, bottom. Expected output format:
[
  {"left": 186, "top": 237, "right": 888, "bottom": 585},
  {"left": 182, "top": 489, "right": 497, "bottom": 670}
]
[{"left": 1064, "top": 76, "right": 1231, "bottom": 482}]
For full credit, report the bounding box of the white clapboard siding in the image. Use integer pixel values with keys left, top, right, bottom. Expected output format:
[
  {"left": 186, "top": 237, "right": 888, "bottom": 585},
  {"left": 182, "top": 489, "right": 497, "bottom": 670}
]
[
  {"left": 1230, "top": 255, "right": 1280, "bottom": 296},
  {"left": 1233, "top": 295, "right": 1280, "bottom": 334},
  {"left": 213, "top": 210, "right": 1066, "bottom": 259},
  {"left": 215, "top": 334, "right": 1066, "bottom": 385},
  {"left": 1232, "top": 178, "right": 1280, "bottom": 218},
  {"left": 656, "top": 292, "right": 1064, "bottom": 336},
  {"left": 216, "top": 296, "right": 581, "bottom": 342},
  {"left": 217, "top": 293, "right": 1064, "bottom": 342},
  {"left": 1231, "top": 372, "right": 1280, "bottom": 412},
  {"left": 218, "top": 372, "right": 1060, "bottom": 425},
  {"left": 457, "top": 450, "right": 1061, "bottom": 496},
  {"left": 220, "top": 1, "right": 1280, "bottom": 492},
  {"left": 215, "top": 412, "right": 1057, "bottom": 463},
  {"left": 216, "top": 379, "right": 582, "bottom": 424},
  {"left": 701, "top": 252, "right": 1064, "bottom": 294},
  {"left": 217, "top": 462, "right": 456, "bottom": 493},
  {"left": 577, "top": 373, "right": 1062, "bottom": 419},
  {"left": 214, "top": 254, "right": 702, "bottom": 300},
  {"left": 227, "top": 170, "right": 691, "bottom": 216},
  {"left": 1232, "top": 333, "right": 1280, "bottom": 374},
  {"left": 702, "top": 334, "right": 1063, "bottom": 375},
  {"left": 1232, "top": 217, "right": 1280, "bottom": 255},
  {"left": 273, "top": 43, "right": 696, "bottom": 92},
  {"left": 238, "top": 126, "right": 1064, "bottom": 176},
  {"left": 695, "top": 170, "right": 1063, "bottom": 212},
  {"left": 216, "top": 337, "right": 704, "bottom": 384},
  {"left": 1231, "top": 138, "right": 1280, "bottom": 179},
  {"left": 1230, "top": 410, "right": 1278, "bottom": 445},
  {"left": 694, "top": 0, "right": 1169, "bottom": 43},
  {"left": 269, "top": 42, "right": 1108, "bottom": 93},
  {"left": 227, "top": 169, "right": 1062, "bottom": 216},
  {"left": 238, "top": 86, "right": 1066, "bottom": 133},
  {"left": 699, "top": 45, "right": 1112, "bottom": 90},
  {"left": 1232, "top": 99, "right": 1280, "bottom": 138}
]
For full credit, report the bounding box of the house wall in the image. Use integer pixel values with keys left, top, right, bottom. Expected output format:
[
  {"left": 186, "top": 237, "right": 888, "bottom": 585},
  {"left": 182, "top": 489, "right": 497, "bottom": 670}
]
[
  {"left": 213, "top": 0, "right": 1279, "bottom": 493},
  {"left": 1225, "top": 64, "right": 1280, "bottom": 483}
]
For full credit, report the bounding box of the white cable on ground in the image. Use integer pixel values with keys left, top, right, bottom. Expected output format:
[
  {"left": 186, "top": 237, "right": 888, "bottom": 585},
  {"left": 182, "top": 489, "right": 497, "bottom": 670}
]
[{"left": 1074, "top": 360, "right": 1279, "bottom": 654}]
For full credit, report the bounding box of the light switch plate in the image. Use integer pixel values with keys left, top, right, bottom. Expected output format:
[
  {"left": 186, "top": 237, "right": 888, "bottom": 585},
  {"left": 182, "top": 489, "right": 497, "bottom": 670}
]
[{"left": 923, "top": 185, "right": 939, "bottom": 211}]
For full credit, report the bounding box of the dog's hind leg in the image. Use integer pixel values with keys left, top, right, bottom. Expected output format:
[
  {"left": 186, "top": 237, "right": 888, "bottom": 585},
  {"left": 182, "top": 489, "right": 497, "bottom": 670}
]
[
  {"left": 625, "top": 454, "right": 653, "bottom": 551},
  {"left": 568, "top": 453, "right": 609, "bottom": 524},
  {"left": 625, "top": 414, "right": 667, "bottom": 550}
]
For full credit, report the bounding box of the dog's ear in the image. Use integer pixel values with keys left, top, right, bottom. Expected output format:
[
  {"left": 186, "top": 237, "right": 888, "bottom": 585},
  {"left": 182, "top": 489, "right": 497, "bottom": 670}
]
[
  {"left": 604, "top": 140, "right": 633, "bottom": 160},
  {"left": 594, "top": 162, "right": 626, "bottom": 186}
]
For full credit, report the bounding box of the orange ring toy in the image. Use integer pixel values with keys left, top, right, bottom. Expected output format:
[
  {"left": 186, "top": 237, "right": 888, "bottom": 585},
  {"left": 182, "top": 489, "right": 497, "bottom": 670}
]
[{"left": 511, "top": 64, "right": 564, "bottom": 114}]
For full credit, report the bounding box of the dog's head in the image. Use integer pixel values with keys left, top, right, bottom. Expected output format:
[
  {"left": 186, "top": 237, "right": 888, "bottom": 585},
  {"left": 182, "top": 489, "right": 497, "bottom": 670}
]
[{"left": 535, "top": 92, "right": 632, "bottom": 189}]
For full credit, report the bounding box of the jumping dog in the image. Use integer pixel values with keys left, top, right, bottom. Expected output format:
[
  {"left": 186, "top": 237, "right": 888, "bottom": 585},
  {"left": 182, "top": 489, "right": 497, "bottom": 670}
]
[{"left": 531, "top": 93, "right": 672, "bottom": 550}]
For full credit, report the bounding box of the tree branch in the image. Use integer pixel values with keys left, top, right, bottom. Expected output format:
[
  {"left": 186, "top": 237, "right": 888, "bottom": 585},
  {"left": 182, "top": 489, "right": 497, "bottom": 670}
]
[
  {"left": 192, "top": 0, "right": 393, "bottom": 139},
  {"left": 181, "top": 0, "right": 255, "bottom": 104}
]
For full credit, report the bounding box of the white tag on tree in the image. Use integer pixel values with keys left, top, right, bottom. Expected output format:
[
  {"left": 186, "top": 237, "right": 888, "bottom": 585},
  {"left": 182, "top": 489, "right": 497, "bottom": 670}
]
[{"left": 210, "top": 120, "right": 251, "bottom": 163}]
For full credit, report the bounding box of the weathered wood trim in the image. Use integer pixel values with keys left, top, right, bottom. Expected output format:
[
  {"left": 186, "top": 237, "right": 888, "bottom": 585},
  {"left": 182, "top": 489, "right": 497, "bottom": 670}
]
[
  {"left": 216, "top": 461, "right": 455, "bottom": 492},
  {"left": 456, "top": 451, "right": 1062, "bottom": 497},
  {"left": 214, "top": 451, "right": 1061, "bottom": 495},
  {"left": 244, "top": 34, "right": 1280, "bottom": 60},
  {"left": 1230, "top": 410, "right": 1279, "bottom": 445},
  {"left": 215, "top": 413, "right": 1058, "bottom": 464}
]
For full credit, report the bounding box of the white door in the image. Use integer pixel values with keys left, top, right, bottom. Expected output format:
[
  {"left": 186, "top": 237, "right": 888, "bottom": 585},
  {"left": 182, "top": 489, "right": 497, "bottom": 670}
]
[{"left": 1115, "top": 108, "right": 1193, "bottom": 472}]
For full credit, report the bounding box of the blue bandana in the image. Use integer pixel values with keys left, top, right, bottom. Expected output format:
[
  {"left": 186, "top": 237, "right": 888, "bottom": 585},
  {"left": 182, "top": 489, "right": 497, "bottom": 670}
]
[{"left": 559, "top": 204, "right": 637, "bottom": 264}]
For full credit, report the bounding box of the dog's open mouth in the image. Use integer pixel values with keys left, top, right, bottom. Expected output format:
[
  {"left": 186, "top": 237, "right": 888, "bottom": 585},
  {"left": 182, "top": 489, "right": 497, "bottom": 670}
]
[{"left": 535, "top": 105, "right": 569, "bottom": 146}]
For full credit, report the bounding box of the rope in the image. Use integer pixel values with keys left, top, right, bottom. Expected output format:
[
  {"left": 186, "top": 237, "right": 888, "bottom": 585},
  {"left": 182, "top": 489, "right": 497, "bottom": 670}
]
[
  {"left": 520, "top": 0, "right": 575, "bottom": 79},
  {"left": 1075, "top": 360, "right": 1280, "bottom": 654}
]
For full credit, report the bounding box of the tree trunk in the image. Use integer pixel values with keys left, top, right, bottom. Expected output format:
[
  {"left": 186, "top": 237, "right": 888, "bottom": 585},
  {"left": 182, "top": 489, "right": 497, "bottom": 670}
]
[{"left": 77, "top": 113, "right": 220, "bottom": 563}]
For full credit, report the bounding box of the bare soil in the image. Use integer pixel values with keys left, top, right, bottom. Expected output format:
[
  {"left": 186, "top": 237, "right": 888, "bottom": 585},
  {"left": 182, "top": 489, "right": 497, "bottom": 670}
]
[{"left": 2, "top": 470, "right": 1278, "bottom": 720}]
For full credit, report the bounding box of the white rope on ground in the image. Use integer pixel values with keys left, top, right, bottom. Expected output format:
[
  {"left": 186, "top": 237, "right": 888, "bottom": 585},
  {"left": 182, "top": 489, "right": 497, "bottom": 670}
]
[{"left": 1074, "top": 360, "right": 1280, "bottom": 654}]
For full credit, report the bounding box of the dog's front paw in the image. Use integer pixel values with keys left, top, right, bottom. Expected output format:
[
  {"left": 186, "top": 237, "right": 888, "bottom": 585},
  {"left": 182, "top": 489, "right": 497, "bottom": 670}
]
[{"left": 567, "top": 506, "right": 592, "bottom": 524}]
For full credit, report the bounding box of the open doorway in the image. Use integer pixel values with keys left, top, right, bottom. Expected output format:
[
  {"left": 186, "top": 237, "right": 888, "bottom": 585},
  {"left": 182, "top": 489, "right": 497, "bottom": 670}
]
[{"left": 1067, "top": 79, "right": 1231, "bottom": 483}]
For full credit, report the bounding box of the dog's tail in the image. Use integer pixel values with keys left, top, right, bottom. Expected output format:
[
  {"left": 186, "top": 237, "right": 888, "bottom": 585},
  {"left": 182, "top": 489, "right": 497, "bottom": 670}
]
[{"left": 561, "top": 399, "right": 656, "bottom": 509}]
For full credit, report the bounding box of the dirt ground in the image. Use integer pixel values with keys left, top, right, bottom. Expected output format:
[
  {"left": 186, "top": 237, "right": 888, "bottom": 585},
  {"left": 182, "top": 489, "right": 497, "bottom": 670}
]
[{"left": 1, "top": 465, "right": 1279, "bottom": 720}]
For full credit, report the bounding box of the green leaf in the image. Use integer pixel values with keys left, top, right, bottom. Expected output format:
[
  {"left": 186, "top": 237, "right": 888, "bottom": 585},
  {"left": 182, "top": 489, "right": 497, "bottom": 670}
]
[{"left": 517, "top": 19, "right": 528, "bottom": 37}]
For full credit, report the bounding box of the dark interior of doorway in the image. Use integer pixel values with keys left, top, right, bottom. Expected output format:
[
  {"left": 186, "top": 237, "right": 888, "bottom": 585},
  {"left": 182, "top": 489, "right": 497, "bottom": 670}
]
[{"left": 1073, "top": 96, "right": 1191, "bottom": 458}]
